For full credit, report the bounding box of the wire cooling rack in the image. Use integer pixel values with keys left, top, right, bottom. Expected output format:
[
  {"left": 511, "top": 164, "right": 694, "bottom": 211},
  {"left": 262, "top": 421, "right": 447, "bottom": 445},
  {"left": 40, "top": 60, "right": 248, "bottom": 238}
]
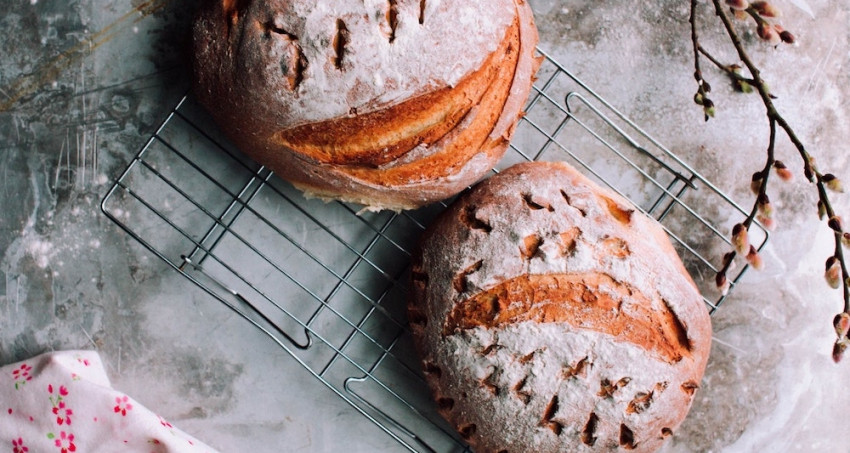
[{"left": 101, "top": 48, "right": 768, "bottom": 452}]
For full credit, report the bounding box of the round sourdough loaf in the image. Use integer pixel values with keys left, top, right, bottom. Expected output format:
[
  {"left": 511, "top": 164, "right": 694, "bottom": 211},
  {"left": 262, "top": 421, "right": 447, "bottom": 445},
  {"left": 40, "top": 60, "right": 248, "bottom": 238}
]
[
  {"left": 408, "top": 161, "right": 712, "bottom": 452},
  {"left": 192, "top": 0, "right": 540, "bottom": 211}
]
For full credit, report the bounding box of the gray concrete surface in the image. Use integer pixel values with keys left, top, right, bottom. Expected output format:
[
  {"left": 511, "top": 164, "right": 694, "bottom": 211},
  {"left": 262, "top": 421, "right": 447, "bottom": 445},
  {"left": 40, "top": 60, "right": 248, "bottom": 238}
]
[{"left": 1, "top": 0, "right": 848, "bottom": 451}]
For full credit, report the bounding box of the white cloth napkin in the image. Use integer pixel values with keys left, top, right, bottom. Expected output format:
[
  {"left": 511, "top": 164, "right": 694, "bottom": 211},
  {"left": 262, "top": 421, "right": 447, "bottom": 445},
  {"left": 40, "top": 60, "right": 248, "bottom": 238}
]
[{"left": 1, "top": 350, "right": 219, "bottom": 453}]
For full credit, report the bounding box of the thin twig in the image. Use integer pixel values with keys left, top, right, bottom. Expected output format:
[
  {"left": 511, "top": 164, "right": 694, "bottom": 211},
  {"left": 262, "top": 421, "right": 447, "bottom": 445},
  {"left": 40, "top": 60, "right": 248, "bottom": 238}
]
[
  {"left": 697, "top": 45, "right": 756, "bottom": 86},
  {"left": 693, "top": 0, "right": 849, "bottom": 356}
]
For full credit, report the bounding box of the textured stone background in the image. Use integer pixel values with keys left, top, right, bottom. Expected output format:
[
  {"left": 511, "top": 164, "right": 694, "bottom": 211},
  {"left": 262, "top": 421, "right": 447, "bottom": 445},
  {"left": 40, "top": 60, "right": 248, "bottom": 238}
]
[{"left": 1, "top": 0, "right": 848, "bottom": 451}]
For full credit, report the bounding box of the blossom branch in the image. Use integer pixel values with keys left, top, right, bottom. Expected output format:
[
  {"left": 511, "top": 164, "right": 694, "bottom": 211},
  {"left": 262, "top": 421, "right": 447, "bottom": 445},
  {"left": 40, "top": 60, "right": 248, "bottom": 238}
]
[{"left": 691, "top": 0, "right": 849, "bottom": 361}]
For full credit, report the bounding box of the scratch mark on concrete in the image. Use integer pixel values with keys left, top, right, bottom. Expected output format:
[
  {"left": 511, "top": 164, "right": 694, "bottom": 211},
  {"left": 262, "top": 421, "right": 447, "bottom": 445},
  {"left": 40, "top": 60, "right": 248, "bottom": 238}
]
[
  {"left": 806, "top": 37, "right": 837, "bottom": 95},
  {"left": 13, "top": 115, "right": 20, "bottom": 143},
  {"left": 93, "top": 126, "right": 99, "bottom": 179},
  {"left": 73, "top": 68, "right": 179, "bottom": 98},
  {"left": 80, "top": 60, "right": 87, "bottom": 189},
  {"left": 79, "top": 324, "right": 99, "bottom": 350},
  {"left": 15, "top": 277, "right": 21, "bottom": 318},
  {"left": 711, "top": 335, "right": 746, "bottom": 354},
  {"left": 54, "top": 134, "right": 67, "bottom": 190},
  {"left": 26, "top": 158, "right": 41, "bottom": 231},
  {"left": 81, "top": 131, "right": 87, "bottom": 188},
  {"left": 0, "top": 0, "right": 171, "bottom": 112},
  {"left": 65, "top": 128, "right": 71, "bottom": 189}
]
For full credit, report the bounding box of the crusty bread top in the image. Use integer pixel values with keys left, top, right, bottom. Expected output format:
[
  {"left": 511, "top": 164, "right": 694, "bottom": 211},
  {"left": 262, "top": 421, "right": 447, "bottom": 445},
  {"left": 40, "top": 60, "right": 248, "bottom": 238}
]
[
  {"left": 193, "top": 0, "right": 517, "bottom": 129},
  {"left": 409, "top": 161, "right": 712, "bottom": 452},
  {"left": 413, "top": 162, "right": 710, "bottom": 355}
]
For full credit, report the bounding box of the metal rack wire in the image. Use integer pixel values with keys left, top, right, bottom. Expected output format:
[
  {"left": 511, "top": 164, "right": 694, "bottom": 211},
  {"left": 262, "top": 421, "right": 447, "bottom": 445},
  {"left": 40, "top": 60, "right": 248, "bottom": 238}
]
[{"left": 101, "top": 48, "right": 768, "bottom": 453}]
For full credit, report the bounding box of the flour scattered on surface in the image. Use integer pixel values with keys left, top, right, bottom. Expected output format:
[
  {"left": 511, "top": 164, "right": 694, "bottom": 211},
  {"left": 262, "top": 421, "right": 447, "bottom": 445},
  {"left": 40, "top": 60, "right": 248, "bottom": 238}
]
[{"left": 26, "top": 237, "right": 54, "bottom": 269}]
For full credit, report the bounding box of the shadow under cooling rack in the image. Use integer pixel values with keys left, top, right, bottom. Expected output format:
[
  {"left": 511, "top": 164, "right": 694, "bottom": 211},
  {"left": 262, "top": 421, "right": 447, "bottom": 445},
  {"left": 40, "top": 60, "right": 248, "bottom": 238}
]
[{"left": 101, "top": 49, "right": 768, "bottom": 453}]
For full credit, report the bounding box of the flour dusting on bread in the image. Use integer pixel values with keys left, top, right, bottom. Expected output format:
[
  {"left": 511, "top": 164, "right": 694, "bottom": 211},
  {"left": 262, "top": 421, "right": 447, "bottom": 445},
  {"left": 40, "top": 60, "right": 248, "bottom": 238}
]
[
  {"left": 409, "top": 161, "right": 712, "bottom": 452},
  {"left": 193, "top": 0, "right": 540, "bottom": 210}
]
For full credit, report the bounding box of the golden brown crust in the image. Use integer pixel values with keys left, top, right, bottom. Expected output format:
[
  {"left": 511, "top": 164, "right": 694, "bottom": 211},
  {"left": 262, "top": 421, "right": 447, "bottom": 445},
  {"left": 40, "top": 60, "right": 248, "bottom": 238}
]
[
  {"left": 273, "top": 22, "right": 517, "bottom": 167},
  {"left": 443, "top": 272, "right": 693, "bottom": 364},
  {"left": 192, "top": 0, "right": 540, "bottom": 211},
  {"left": 343, "top": 20, "right": 521, "bottom": 185},
  {"left": 409, "top": 161, "right": 712, "bottom": 453}
]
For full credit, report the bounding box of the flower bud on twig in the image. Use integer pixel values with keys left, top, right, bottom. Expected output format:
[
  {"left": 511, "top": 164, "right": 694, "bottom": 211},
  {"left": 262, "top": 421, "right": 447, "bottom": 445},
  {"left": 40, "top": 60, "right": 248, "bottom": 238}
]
[
  {"left": 756, "top": 214, "right": 776, "bottom": 231},
  {"left": 751, "top": 1, "right": 781, "bottom": 19},
  {"left": 773, "top": 25, "right": 795, "bottom": 44},
  {"left": 751, "top": 172, "right": 764, "bottom": 194},
  {"left": 756, "top": 194, "right": 775, "bottom": 230},
  {"left": 728, "top": 64, "right": 754, "bottom": 93},
  {"left": 694, "top": 92, "right": 705, "bottom": 105},
  {"left": 822, "top": 174, "right": 844, "bottom": 193},
  {"left": 725, "top": 0, "right": 749, "bottom": 11},
  {"left": 746, "top": 245, "right": 764, "bottom": 270},
  {"left": 722, "top": 251, "right": 737, "bottom": 272},
  {"left": 826, "top": 256, "right": 841, "bottom": 289},
  {"left": 828, "top": 216, "right": 843, "bottom": 233},
  {"left": 833, "top": 338, "right": 849, "bottom": 363},
  {"left": 763, "top": 81, "right": 775, "bottom": 99},
  {"left": 773, "top": 161, "right": 793, "bottom": 182},
  {"left": 703, "top": 98, "right": 715, "bottom": 120},
  {"left": 757, "top": 193, "right": 773, "bottom": 218},
  {"left": 716, "top": 271, "right": 730, "bottom": 296},
  {"left": 732, "top": 223, "right": 749, "bottom": 255},
  {"left": 818, "top": 201, "right": 827, "bottom": 220},
  {"left": 842, "top": 232, "right": 850, "bottom": 249},
  {"left": 737, "top": 79, "right": 754, "bottom": 93},
  {"left": 757, "top": 23, "right": 781, "bottom": 46},
  {"left": 834, "top": 313, "right": 850, "bottom": 339}
]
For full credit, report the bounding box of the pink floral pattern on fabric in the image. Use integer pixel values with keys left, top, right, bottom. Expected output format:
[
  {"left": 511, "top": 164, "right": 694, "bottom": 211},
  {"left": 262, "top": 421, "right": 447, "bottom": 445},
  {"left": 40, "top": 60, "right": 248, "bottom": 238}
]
[
  {"left": 52, "top": 401, "right": 73, "bottom": 426},
  {"left": 1, "top": 351, "right": 219, "bottom": 453},
  {"left": 73, "top": 356, "right": 90, "bottom": 367},
  {"left": 47, "top": 384, "right": 73, "bottom": 426},
  {"left": 159, "top": 415, "right": 174, "bottom": 429},
  {"left": 49, "top": 431, "right": 76, "bottom": 453},
  {"left": 113, "top": 395, "right": 134, "bottom": 417},
  {"left": 47, "top": 385, "right": 69, "bottom": 399},
  {"left": 11, "top": 437, "right": 29, "bottom": 453},
  {"left": 11, "top": 364, "right": 33, "bottom": 390}
]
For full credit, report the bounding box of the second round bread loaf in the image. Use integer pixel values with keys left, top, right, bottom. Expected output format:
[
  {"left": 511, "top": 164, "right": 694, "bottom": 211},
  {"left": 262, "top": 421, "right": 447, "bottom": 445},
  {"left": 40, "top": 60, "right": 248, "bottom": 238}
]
[{"left": 408, "top": 161, "right": 712, "bottom": 452}]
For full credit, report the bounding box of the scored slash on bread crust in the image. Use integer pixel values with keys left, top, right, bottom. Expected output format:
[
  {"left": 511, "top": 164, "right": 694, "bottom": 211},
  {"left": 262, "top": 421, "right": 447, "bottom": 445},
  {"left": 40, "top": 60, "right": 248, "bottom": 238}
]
[
  {"left": 443, "top": 273, "right": 693, "bottom": 364},
  {"left": 193, "top": 0, "right": 541, "bottom": 211},
  {"left": 272, "top": 22, "right": 513, "bottom": 167},
  {"left": 409, "top": 161, "right": 712, "bottom": 453}
]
